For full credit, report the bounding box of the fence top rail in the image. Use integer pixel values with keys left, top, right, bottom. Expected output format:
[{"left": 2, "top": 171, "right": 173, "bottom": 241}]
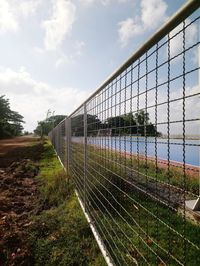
[{"left": 68, "top": 0, "right": 199, "bottom": 118}]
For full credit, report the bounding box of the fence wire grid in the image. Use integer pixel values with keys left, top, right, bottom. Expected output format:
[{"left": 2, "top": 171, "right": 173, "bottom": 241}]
[{"left": 49, "top": 1, "right": 200, "bottom": 265}]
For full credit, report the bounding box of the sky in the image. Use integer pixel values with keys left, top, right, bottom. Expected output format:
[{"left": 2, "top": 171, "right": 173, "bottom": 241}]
[{"left": 0, "top": 0, "right": 199, "bottom": 133}]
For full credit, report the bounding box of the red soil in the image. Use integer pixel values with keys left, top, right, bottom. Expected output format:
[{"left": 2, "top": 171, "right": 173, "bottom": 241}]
[{"left": 0, "top": 136, "right": 44, "bottom": 266}]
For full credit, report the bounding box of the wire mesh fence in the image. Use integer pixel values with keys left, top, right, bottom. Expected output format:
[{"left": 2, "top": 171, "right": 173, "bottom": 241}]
[{"left": 49, "top": 1, "right": 200, "bottom": 265}]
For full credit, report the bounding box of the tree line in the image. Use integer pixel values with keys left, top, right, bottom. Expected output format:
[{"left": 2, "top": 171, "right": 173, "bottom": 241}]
[
  {"left": 71, "top": 110, "right": 161, "bottom": 137},
  {"left": 34, "top": 113, "right": 66, "bottom": 138},
  {"left": 0, "top": 95, "right": 24, "bottom": 139},
  {"left": 0, "top": 95, "right": 160, "bottom": 139}
]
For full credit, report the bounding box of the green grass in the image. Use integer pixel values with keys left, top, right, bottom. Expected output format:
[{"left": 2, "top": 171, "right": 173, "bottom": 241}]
[
  {"left": 87, "top": 143, "right": 199, "bottom": 195},
  {"left": 70, "top": 142, "right": 200, "bottom": 265},
  {"left": 29, "top": 141, "right": 106, "bottom": 266},
  {"left": 29, "top": 140, "right": 199, "bottom": 265}
]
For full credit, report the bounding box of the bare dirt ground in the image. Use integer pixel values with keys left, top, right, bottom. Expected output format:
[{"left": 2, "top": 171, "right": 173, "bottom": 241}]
[
  {"left": 0, "top": 136, "right": 43, "bottom": 168},
  {"left": 0, "top": 136, "right": 44, "bottom": 266},
  {"left": 0, "top": 136, "right": 35, "bottom": 154}
]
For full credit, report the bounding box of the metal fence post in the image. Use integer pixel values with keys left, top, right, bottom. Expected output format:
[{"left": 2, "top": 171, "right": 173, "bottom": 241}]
[
  {"left": 84, "top": 104, "right": 87, "bottom": 211},
  {"left": 64, "top": 118, "right": 68, "bottom": 172},
  {"left": 67, "top": 117, "right": 71, "bottom": 175}
]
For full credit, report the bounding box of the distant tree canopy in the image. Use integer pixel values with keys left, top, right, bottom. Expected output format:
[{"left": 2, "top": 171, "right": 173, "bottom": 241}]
[
  {"left": 71, "top": 114, "right": 101, "bottom": 136},
  {"left": 0, "top": 95, "right": 24, "bottom": 139},
  {"left": 106, "top": 110, "right": 160, "bottom": 136},
  {"left": 71, "top": 110, "right": 161, "bottom": 137},
  {"left": 34, "top": 114, "right": 66, "bottom": 137}
]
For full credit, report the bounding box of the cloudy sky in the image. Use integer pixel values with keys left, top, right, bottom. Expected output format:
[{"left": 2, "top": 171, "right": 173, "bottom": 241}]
[{"left": 0, "top": 0, "right": 198, "bottom": 132}]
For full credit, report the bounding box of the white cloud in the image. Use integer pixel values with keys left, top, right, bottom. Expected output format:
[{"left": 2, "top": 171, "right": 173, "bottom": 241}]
[
  {"left": 79, "top": 0, "right": 95, "bottom": 5},
  {"left": 0, "top": 67, "right": 37, "bottom": 94},
  {"left": 14, "top": 0, "right": 42, "bottom": 19},
  {"left": 55, "top": 54, "right": 74, "bottom": 68},
  {"left": 79, "top": 0, "right": 127, "bottom": 6},
  {"left": 0, "top": 0, "right": 42, "bottom": 33},
  {"left": 118, "top": 18, "right": 142, "bottom": 47},
  {"left": 0, "top": 66, "right": 198, "bottom": 135},
  {"left": 146, "top": 85, "right": 200, "bottom": 135},
  {"left": 33, "top": 47, "right": 45, "bottom": 55},
  {"left": 0, "top": 0, "right": 18, "bottom": 33},
  {"left": 42, "top": 0, "right": 76, "bottom": 50},
  {"left": 0, "top": 67, "right": 90, "bottom": 131},
  {"left": 169, "top": 19, "right": 197, "bottom": 58},
  {"left": 55, "top": 41, "right": 85, "bottom": 68},
  {"left": 118, "top": 0, "right": 168, "bottom": 46},
  {"left": 141, "top": 0, "right": 167, "bottom": 29}
]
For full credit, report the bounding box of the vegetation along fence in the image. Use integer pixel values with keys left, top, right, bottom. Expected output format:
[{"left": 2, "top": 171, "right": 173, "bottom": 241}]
[{"left": 49, "top": 1, "right": 200, "bottom": 265}]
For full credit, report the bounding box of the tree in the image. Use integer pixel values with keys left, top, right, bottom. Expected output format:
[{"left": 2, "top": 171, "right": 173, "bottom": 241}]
[
  {"left": 71, "top": 114, "right": 101, "bottom": 136},
  {"left": 106, "top": 110, "right": 161, "bottom": 137},
  {"left": 135, "top": 110, "right": 161, "bottom": 136},
  {"left": 106, "top": 115, "right": 128, "bottom": 135},
  {"left": 34, "top": 111, "right": 66, "bottom": 137},
  {"left": 106, "top": 113, "right": 137, "bottom": 135},
  {"left": 0, "top": 95, "right": 24, "bottom": 138}
]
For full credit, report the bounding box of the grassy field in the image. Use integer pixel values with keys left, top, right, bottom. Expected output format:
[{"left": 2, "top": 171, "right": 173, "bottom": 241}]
[
  {"left": 29, "top": 141, "right": 106, "bottom": 266},
  {"left": 87, "top": 144, "right": 199, "bottom": 196},
  {"left": 69, "top": 142, "right": 200, "bottom": 265}
]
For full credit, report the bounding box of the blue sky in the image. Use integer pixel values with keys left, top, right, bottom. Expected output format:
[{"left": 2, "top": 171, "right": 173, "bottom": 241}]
[{"left": 0, "top": 0, "right": 198, "bottom": 132}]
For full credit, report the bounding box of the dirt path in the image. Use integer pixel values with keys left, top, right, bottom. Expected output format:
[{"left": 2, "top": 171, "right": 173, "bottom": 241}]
[
  {"left": 0, "top": 136, "right": 44, "bottom": 266},
  {"left": 0, "top": 136, "right": 43, "bottom": 169},
  {"left": 0, "top": 136, "right": 37, "bottom": 155}
]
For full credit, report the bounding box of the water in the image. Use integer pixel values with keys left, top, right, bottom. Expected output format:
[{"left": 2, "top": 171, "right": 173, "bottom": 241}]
[{"left": 72, "top": 137, "right": 200, "bottom": 167}]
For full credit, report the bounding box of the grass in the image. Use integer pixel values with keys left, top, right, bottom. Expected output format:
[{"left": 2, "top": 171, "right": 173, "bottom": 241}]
[
  {"left": 70, "top": 142, "right": 200, "bottom": 265},
  {"left": 29, "top": 141, "right": 106, "bottom": 266},
  {"left": 87, "top": 143, "right": 199, "bottom": 195}
]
